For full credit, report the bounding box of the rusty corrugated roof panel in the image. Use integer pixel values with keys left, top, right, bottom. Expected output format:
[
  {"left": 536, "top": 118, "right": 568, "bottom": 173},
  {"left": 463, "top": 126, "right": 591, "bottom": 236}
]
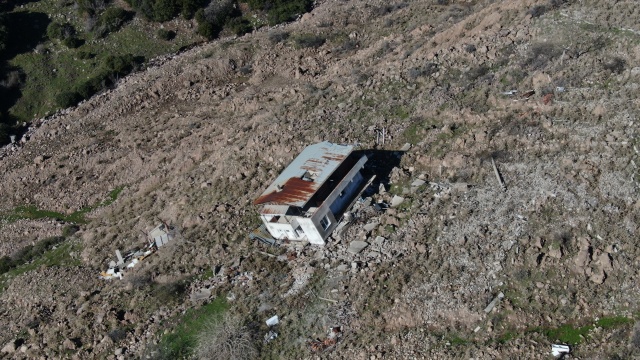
[
  {"left": 260, "top": 205, "right": 292, "bottom": 215},
  {"left": 254, "top": 142, "right": 354, "bottom": 207}
]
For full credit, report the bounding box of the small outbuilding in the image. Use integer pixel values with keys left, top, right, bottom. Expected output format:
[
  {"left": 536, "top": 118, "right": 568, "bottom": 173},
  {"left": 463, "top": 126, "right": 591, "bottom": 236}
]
[{"left": 254, "top": 141, "right": 368, "bottom": 245}]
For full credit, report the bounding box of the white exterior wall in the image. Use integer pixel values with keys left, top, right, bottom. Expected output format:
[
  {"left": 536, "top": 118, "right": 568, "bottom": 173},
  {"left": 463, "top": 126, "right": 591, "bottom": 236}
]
[
  {"left": 265, "top": 221, "right": 308, "bottom": 241},
  {"left": 265, "top": 222, "right": 296, "bottom": 240},
  {"left": 297, "top": 217, "right": 324, "bottom": 245},
  {"left": 259, "top": 155, "right": 367, "bottom": 246}
]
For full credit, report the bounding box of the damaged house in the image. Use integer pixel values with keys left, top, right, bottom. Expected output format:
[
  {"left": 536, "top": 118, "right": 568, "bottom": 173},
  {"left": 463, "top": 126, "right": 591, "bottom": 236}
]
[{"left": 254, "top": 141, "right": 368, "bottom": 245}]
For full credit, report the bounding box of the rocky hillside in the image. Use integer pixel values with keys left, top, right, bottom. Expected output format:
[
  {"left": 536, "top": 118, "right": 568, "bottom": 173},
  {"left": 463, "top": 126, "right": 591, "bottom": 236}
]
[{"left": 1, "top": 0, "right": 640, "bottom": 358}]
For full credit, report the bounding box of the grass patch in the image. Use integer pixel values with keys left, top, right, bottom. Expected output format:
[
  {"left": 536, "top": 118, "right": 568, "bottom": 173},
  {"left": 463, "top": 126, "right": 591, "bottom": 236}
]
[
  {"left": 542, "top": 324, "right": 592, "bottom": 344},
  {"left": 156, "top": 297, "right": 229, "bottom": 359},
  {"left": 539, "top": 316, "right": 632, "bottom": 345},
  {"left": 450, "top": 335, "right": 468, "bottom": 345},
  {"left": 0, "top": 186, "right": 124, "bottom": 224},
  {"left": 596, "top": 316, "right": 633, "bottom": 329},
  {"left": 3, "top": 2, "right": 196, "bottom": 121},
  {"left": 0, "top": 239, "right": 82, "bottom": 293},
  {"left": 497, "top": 330, "right": 517, "bottom": 343},
  {"left": 402, "top": 118, "right": 440, "bottom": 144}
]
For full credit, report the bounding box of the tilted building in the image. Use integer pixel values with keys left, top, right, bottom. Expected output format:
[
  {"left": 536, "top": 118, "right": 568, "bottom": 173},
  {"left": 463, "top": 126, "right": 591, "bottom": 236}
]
[{"left": 254, "top": 142, "right": 368, "bottom": 245}]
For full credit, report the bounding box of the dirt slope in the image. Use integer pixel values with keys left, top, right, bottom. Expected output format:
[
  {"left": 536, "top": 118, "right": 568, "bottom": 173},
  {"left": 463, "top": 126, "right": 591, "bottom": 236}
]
[{"left": 1, "top": 0, "right": 640, "bottom": 358}]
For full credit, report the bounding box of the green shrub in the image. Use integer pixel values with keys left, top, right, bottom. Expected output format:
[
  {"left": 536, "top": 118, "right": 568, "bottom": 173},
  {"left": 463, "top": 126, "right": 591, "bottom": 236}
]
[
  {"left": 63, "top": 36, "right": 83, "bottom": 48},
  {"left": 103, "top": 54, "right": 135, "bottom": 74},
  {"left": 56, "top": 91, "right": 82, "bottom": 108},
  {"left": 46, "top": 22, "right": 63, "bottom": 40},
  {"left": 95, "top": 7, "right": 132, "bottom": 38},
  {"left": 248, "top": 0, "right": 312, "bottom": 25},
  {"left": 196, "top": 20, "right": 219, "bottom": 40},
  {"left": 157, "top": 28, "right": 176, "bottom": 40},
  {"left": 153, "top": 0, "right": 180, "bottom": 22},
  {"left": 0, "top": 256, "right": 14, "bottom": 273},
  {"left": 77, "top": 50, "right": 95, "bottom": 59},
  {"left": 203, "top": 0, "right": 235, "bottom": 27},
  {"left": 124, "top": 0, "right": 153, "bottom": 19},
  {"left": 227, "top": 17, "right": 252, "bottom": 36},
  {"left": 267, "top": 0, "right": 312, "bottom": 25},
  {"left": 181, "top": 0, "right": 207, "bottom": 19},
  {"left": 76, "top": 76, "right": 103, "bottom": 98},
  {"left": 47, "top": 22, "right": 76, "bottom": 41}
]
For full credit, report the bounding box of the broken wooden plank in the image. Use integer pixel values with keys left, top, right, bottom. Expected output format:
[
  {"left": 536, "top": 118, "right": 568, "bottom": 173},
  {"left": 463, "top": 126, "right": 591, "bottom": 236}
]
[{"left": 491, "top": 157, "right": 507, "bottom": 191}]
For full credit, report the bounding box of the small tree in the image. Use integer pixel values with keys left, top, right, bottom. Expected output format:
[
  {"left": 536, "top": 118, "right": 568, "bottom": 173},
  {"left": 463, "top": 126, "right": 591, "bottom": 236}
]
[
  {"left": 153, "top": 0, "right": 179, "bottom": 22},
  {"left": 196, "top": 314, "right": 257, "bottom": 360},
  {"left": 203, "top": 0, "right": 235, "bottom": 27}
]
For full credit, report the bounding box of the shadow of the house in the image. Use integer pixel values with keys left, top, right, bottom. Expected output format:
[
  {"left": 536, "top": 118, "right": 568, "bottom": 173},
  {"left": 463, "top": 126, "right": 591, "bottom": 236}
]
[{"left": 353, "top": 149, "right": 405, "bottom": 198}]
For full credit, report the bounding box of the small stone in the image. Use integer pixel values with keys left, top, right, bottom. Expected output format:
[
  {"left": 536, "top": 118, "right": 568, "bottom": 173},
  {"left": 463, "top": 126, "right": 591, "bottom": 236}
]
[
  {"left": 548, "top": 246, "right": 562, "bottom": 259},
  {"left": 452, "top": 183, "right": 469, "bottom": 193},
  {"left": 190, "top": 288, "right": 212, "bottom": 302},
  {"left": 391, "top": 195, "right": 404, "bottom": 208},
  {"left": 63, "top": 339, "right": 76, "bottom": 350},
  {"left": 1, "top": 341, "right": 15, "bottom": 354},
  {"left": 373, "top": 236, "right": 385, "bottom": 247},
  {"left": 348, "top": 241, "right": 369, "bottom": 254},
  {"left": 416, "top": 244, "right": 427, "bottom": 254},
  {"left": 363, "top": 222, "right": 378, "bottom": 232}
]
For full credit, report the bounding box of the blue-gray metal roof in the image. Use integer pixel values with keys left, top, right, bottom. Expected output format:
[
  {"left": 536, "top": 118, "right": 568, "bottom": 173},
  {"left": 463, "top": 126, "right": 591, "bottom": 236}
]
[{"left": 254, "top": 142, "right": 354, "bottom": 207}]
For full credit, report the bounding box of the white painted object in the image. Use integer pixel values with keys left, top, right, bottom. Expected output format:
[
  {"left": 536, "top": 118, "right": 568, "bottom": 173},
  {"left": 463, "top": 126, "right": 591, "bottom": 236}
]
[
  {"left": 126, "top": 258, "right": 139, "bottom": 269},
  {"left": 266, "top": 315, "right": 279, "bottom": 327},
  {"left": 551, "top": 344, "right": 570, "bottom": 357},
  {"left": 115, "top": 250, "right": 124, "bottom": 265}
]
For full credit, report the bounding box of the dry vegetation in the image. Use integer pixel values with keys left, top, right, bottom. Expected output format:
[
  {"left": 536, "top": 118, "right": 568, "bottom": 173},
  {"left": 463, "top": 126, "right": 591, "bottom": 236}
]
[{"left": 1, "top": 0, "right": 640, "bottom": 359}]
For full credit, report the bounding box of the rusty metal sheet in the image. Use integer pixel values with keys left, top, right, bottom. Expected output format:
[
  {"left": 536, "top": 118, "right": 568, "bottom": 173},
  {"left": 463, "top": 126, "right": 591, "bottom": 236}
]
[{"left": 254, "top": 142, "right": 354, "bottom": 207}]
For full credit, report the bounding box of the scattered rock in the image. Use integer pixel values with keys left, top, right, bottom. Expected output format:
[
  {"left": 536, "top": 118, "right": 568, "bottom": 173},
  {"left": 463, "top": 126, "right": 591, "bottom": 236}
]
[
  {"left": 391, "top": 195, "right": 405, "bottom": 208},
  {"left": 1, "top": 341, "right": 15, "bottom": 354},
  {"left": 348, "top": 241, "right": 369, "bottom": 255},
  {"left": 190, "top": 288, "right": 212, "bottom": 302},
  {"left": 363, "top": 222, "right": 378, "bottom": 232}
]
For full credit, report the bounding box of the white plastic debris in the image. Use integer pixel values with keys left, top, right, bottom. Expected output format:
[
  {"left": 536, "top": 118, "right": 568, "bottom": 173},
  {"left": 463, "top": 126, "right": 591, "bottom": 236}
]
[
  {"left": 551, "top": 344, "right": 570, "bottom": 357},
  {"left": 266, "top": 315, "right": 279, "bottom": 327},
  {"left": 100, "top": 268, "right": 123, "bottom": 280},
  {"left": 126, "top": 258, "right": 139, "bottom": 269}
]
